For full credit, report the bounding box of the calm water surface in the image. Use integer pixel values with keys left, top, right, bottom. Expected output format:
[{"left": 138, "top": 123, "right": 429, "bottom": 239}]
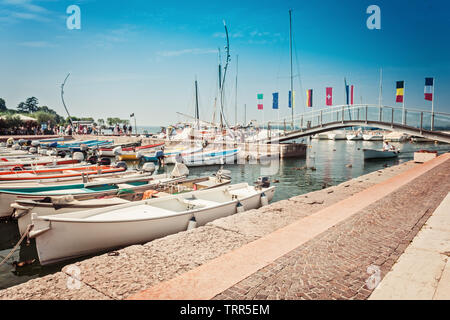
[{"left": 1, "top": 139, "right": 449, "bottom": 289}]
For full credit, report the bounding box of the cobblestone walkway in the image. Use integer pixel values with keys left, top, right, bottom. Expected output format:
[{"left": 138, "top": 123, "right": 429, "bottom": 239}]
[{"left": 214, "top": 159, "right": 450, "bottom": 300}]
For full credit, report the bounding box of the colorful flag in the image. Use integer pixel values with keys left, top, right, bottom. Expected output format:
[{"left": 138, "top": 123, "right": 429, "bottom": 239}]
[
  {"left": 326, "top": 87, "right": 333, "bottom": 106},
  {"left": 350, "top": 85, "right": 354, "bottom": 105},
  {"left": 272, "top": 92, "right": 279, "bottom": 109},
  {"left": 257, "top": 93, "right": 263, "bottom": 110},
  {"left": 306, "top": 89, "right": 313, "bottom": 107},
  {"left": 345, "top": 78, "right": 349, "bottom": 105},
  {"left": 396, "top": 81, "right": 404, "bottom": 103},
  {"left": 288, "top": 91, "right": 295, "bottom": 108},
  {"left": 424, "top": 78, "right": 433, "bottom": 101}
]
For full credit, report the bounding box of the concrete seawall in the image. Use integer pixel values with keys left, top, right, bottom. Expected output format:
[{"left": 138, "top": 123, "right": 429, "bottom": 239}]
[{"left": 0, "top": 154, "right": 448, "bottom": 300}]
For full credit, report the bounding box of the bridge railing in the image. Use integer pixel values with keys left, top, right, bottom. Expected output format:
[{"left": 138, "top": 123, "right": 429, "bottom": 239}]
[{"left": 262, "top": 104, "right": 450, "bottom": 134}]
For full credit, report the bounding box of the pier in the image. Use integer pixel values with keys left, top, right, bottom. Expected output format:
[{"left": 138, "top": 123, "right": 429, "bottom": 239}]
[{"left": 1, "top": 153, "right": 448, "bottom": 300}]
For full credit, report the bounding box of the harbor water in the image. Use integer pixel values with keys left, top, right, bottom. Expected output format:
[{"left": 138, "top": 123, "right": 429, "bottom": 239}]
[{"left": 1, "top": 139, "right": 449, "bottom": 290}]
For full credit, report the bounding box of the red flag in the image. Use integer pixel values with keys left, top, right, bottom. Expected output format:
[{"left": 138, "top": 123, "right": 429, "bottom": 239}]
[
  {"left": 326, "top": 87, "right": 333, "bottom": 106},
  {"left": 350, "top": 85, "right": 354, "bottom": 105}
]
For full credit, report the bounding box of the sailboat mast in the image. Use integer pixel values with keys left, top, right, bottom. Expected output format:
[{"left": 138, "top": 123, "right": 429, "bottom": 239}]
[
  {"left": 195, "top": 79, "right": 200, "bottom": 129},
  {"left": 235, "top": 55, "right": 238, "bottom": 127},
  {"left": 378, "top": 68, "right": 383, "bottom": 108},
  {"left": 289, "top": 9, "right": 294, "bottom": 129}
]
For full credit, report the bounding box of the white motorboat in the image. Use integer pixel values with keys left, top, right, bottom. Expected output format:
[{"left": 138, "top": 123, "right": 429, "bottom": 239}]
[
  {"left": 179, "top": 148, "right": 239, "bottom": 167},
  {"left": 346, "top": 132, "right": 363, "bottom": 140},
  {"left": 363, "top": 148, "right": 400, "bottom": 160},
  {"left": 383, "top": 132, "right": 409, "bottom": 142},
  {"left": 29, "top": 182, "right": 276, "bottom": 265},
  {"left": 363, "top": 133, "right": 384, "bottom": 141},
  {"left": 316, "top": 133, "right": 329, "bottom": 140}
]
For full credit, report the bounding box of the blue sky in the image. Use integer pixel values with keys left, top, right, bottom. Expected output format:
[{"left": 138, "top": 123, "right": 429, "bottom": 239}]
[{"left": 1, "top": 0, "right": 449, "bottom": 126}]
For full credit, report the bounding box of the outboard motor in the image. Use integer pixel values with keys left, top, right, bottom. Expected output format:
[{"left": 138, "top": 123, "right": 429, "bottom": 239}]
[
  {"left": 6, "top": 138, "right": 14, "bottom": 146},
  {"left": 29, "top": 147, "right": 37, "bottom": 154},
  {"left": 114, "top": 161, "right": 127, "bottom": 171},
  {"left": 31, "top": 140, "right": 40, "bottom": 147},
  {"left": 98, "top": 157, "right": 111, "bottom": 166},
  {"left": 18, "top": 139, "right": 25, "bottom": 146},
  {"left": 255, "top": 176, "right": 270, "bottom": 189},
  {"left": 57, "top": 150, "right": 67, "bottom": 158},
  {"left": 86, "top": 155, "right": 98, "bottom": 164},
  {"left": 26, "top": 140, "right": 32, "bottom": 146}
]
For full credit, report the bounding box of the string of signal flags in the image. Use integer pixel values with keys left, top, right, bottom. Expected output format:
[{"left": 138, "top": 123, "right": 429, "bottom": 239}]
[{"left": 256, "top": 77, "right": 435, "bottom": 110}]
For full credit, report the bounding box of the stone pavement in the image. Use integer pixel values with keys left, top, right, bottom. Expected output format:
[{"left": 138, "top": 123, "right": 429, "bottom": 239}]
[
  {"left": 369, "top": 192, "right": 450, "bottom": 300},
  {"left": 130, "top": 154, "right": 450, "bottom": 300},
  {"left": 0, "top": 156, "right": 447, "bottom": 300}
]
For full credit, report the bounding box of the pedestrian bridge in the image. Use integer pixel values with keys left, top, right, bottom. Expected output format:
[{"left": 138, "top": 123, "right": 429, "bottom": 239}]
[{"left": 260, "top": 104, "right": 450, "bottom": 144}]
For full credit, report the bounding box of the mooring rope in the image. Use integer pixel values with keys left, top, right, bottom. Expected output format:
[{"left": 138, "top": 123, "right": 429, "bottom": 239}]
[{"left": 0, "top": 224, "right": 34, "bottom": 267}]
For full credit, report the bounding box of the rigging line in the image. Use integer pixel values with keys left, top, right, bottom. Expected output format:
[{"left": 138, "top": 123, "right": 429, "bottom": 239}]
[{"left": 293, "top": 36, "right": 305, "bottom": 115}]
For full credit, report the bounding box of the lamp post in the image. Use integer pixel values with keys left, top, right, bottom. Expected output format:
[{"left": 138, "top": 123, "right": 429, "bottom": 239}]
[{"left": 130, "top": 113, "right": 137, "bottom": 136}]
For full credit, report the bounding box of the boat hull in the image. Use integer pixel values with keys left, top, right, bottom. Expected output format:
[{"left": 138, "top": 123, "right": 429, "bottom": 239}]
[
  {"left": 363, "top": 149, "right": 399, "bottom": 160},
  {"left": 32, "top": 185, "right": 275, "bottom": 265}
]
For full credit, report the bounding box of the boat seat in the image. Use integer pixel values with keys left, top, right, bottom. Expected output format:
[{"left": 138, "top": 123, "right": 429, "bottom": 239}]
[{"left": 181, "top": 197, "right": 219, "bottom": 208}]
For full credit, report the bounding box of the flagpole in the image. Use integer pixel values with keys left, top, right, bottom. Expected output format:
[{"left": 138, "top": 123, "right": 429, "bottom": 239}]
[
  {"left": 289, "top": 9, "right": 294, "bottom": 130},
  {"left": 402, "top": 82, "right": 406, "bottom": 125},
  {"left": 431, "top": 78, "right": 435, "bottom": 130}
]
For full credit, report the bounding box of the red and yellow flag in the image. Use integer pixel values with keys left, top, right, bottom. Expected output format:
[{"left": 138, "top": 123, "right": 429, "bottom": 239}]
[{"left": 396, "top": 81, "right": 404, "bottom": 103}]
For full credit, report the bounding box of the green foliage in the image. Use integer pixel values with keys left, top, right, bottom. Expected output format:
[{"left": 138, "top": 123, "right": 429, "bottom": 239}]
[
  {"left": 17, "top": 96, "right": 39, "bottom": 113},
  {"left": 107, "top": 117, "right": 129, "bottom": 126},
  {"left": 0, "top": 98, "right": 6, "bottom": 111},
  {"left": 1, "top": 114, "right": 23, "bottom": 128},
  {"left": 33, "top": 111, "right": 56, "bottom": 125}
]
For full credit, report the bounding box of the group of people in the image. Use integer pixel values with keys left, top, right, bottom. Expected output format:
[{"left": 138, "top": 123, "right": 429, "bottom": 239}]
[{"left": 113, "top": 123, "right": 133, "bottom": 136}]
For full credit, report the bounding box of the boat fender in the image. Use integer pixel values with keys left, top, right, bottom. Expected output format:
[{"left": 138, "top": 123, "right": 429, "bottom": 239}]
[
  {"left": 73, "top": 152, "right": 85, "bottom": 161},
  {"left": 114, "top": 161, "right": 128, "bottom": 171},
  {"left": 187, "top": 216, "right": 197, "bottom": 230},
  {"left": 6, "top": 138, "right": 14, "bottom": 146},
  {"left": 260, "top": 192, "right": 269, "bottom": 207},
  {"left": 236, "top": 201, "right": 245, "bottom": 213}
]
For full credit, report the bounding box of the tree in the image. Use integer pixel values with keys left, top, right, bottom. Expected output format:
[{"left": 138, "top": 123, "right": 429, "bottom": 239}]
[
  {"left": 34, "top": 111, "right": 56, "bottom": 126},
  {"left": 0, "top": 98, "right": 6, "bottom": 111},
  {"left": 25, "top": 97, "right": 39, "bottom": 112},
  {"left": 17, "top": 97, "right": 39, "bottom": 113}
]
